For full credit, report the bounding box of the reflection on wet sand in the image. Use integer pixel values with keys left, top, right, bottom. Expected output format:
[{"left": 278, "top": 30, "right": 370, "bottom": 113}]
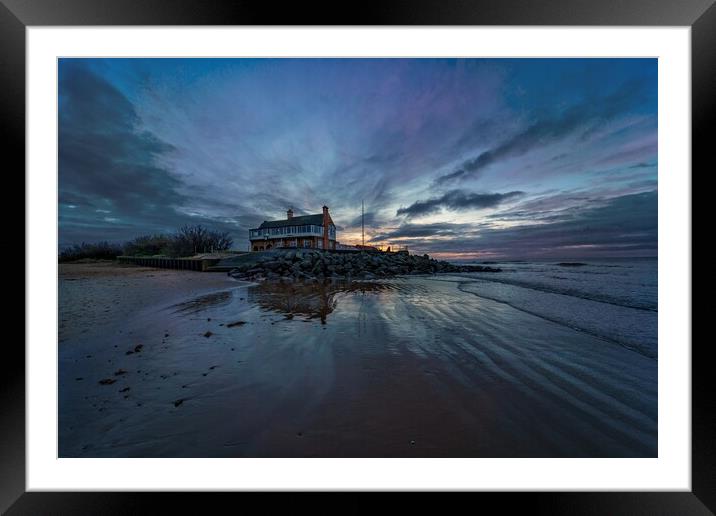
[
  {"left": 59, "top": 268, "right": 657, "bottom": 458},
  {"left": 247, "top": 280, "right": 391, "bottom": 323}
]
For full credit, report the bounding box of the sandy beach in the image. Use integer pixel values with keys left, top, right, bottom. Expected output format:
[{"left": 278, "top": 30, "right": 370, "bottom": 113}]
[{"left": 59, "top": 262, "right": 657, "bottom": 457}]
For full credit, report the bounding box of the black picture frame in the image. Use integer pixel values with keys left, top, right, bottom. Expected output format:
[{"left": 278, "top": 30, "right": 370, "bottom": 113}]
[{"left": 3, "top": 0, "right": 710, "bottom": 513}]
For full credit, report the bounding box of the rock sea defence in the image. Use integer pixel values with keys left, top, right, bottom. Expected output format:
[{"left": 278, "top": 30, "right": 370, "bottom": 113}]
[{"left": 225, "top": 250, "right": 500, "bottom": 281}]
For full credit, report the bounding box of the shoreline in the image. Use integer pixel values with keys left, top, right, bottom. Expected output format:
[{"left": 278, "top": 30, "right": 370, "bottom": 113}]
[{"left": 59, "top": 262, "right": 657, "bottom": 458}]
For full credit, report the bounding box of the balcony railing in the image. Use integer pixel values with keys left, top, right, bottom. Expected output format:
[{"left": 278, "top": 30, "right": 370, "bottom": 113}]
[{"left": 250, "top": 225, "right": 335, "bottom": 239}]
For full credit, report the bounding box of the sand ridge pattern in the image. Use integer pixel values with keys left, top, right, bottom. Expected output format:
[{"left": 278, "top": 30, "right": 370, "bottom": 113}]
[{"left": 59, "top": 264, "right": 656, "bottom": 458}]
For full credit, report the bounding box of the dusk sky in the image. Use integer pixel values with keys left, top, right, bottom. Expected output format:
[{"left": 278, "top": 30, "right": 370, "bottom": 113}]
[{"left": 58, "top": 58, "right": 657, "bottom": 259}]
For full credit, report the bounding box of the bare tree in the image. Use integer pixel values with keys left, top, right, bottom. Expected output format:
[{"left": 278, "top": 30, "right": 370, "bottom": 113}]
[
  {"left": 123, "top": 234, "right": 173, "bottom": 256},
  {"left": 171, "top": 225, "right": 233, "bottom": 256}
]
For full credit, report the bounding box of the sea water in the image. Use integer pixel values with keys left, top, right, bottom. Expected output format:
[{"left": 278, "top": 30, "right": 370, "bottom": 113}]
[{"left": 456, "top": 257, "right": 658, "bottom": 358}]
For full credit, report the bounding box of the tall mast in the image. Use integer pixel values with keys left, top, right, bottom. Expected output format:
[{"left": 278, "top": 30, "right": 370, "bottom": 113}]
[{"left": 361, "top": 200, "right": 365, "bottom": 248}]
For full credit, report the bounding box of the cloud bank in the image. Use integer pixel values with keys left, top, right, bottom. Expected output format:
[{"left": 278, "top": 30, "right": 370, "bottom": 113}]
[{"left": 396, "top": 190, "right": 525, "bottom": 218}]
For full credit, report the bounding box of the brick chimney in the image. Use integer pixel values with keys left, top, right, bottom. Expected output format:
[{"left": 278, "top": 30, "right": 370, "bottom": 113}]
[
  {"left": 287, "top": 208, "right": 293, "bottom": 220},
  {"left": 322, "top": 205, "right": 329, "bottom": 250}
]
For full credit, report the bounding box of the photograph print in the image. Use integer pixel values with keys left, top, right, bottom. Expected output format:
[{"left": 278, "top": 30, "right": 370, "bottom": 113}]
[{"left": 58, "top": 57, "right": 657, "bottom": 458}]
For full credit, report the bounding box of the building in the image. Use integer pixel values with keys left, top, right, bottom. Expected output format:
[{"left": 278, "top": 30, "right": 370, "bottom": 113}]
[{"left": 249, "top": 206, "right": 337, "bottom": 251}]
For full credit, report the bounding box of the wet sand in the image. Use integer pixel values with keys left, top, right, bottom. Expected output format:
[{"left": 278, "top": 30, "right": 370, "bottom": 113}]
[
  {"left": 59, "top": 262, "right": 239, "bottom": 346},
  {"left": 59, "top": 263, "right": 657, "bottom": 457}
]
